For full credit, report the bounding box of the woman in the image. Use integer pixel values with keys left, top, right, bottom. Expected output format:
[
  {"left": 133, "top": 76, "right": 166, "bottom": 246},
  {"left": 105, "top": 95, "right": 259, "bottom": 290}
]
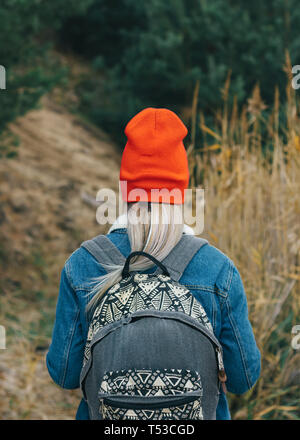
[{"left": 46, "top": 107, "right": 261, "bottom": 420}]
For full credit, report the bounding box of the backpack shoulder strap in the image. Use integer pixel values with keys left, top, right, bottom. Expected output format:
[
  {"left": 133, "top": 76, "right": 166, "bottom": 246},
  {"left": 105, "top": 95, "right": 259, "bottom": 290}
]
[
  {"left": 81, "top": 234, "right": 126, "bottom": 266},
  {"left": 154, "top": 234, "right": 208, "bottom": 281},
  {"left": 81, "top": 233, "right": 208, "bottom": 280}
]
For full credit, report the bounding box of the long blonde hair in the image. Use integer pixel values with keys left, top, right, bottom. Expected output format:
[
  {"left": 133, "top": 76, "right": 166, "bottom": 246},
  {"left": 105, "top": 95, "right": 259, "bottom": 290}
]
[{"left": 87, "top": 201, "right": 184, "bottom": 311}]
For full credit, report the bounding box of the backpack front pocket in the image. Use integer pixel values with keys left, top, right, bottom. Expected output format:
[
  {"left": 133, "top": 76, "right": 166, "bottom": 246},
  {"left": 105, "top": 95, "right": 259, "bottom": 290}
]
[{"left": 98, "top": 368, "right": 203, "bottom": 420}]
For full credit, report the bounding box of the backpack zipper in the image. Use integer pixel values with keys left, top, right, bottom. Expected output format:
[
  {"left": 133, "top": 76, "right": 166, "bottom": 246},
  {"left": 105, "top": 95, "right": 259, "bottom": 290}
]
[
  {"left": 187, "top": 321, "right": 227, "bottom": 393},
  {"left": 102, "top": 394, "right": 200, "bottom": 410},
  {"left": 216, "top": 346, "right": 227, "bottom": 393},
  {"left": 182, "top": 320, "right": 227, "bottom": 393}
]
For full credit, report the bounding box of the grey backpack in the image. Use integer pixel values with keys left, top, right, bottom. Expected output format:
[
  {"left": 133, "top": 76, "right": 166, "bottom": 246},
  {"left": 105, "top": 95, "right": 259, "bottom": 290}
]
[{"left": 79, "top": 234, "right": 227, "bottom": 420}]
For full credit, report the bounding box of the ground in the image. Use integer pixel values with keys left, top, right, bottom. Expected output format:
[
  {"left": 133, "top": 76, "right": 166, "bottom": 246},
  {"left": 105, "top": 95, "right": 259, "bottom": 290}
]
[{"left": 0, "top": 95, "right": 121, "bottom": 419}]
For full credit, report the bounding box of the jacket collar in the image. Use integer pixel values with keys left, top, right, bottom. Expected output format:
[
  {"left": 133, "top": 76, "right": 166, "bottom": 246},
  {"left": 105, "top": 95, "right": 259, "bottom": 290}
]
[{"left": 108, "top": 213, "right": 195, "bottom": 235}]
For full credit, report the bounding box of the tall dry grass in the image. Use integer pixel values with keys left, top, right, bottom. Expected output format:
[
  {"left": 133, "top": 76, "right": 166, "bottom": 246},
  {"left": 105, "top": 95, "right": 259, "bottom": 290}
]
[{"left": 188, "top": 57, "right": 300, "bottom": 419}]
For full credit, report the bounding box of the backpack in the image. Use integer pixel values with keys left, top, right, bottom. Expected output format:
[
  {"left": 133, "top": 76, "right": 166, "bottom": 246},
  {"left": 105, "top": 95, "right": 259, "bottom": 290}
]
[{"left": 79, "top": 233, "right": 227, "bottom": 420}]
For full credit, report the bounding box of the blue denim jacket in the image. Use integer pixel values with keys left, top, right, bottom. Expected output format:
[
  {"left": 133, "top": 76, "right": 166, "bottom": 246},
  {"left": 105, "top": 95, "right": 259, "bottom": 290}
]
[{"left": 46, "top": 227, "right": 261, "bottom": 420}]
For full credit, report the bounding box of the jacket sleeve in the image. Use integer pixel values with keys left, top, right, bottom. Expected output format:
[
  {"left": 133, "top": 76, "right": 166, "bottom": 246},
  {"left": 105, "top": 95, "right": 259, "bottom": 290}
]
[
  {"left": 46, "top": 263, "right": 85, "bottom": 389},
  {"left": 219, "top": 263, "right": 261, "bottom": 394}
]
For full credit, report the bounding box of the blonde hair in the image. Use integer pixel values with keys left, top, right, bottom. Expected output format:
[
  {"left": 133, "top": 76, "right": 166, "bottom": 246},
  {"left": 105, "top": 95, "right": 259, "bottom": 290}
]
[{"left": 86, "top": 201, "right": 184, "bottom": 311}]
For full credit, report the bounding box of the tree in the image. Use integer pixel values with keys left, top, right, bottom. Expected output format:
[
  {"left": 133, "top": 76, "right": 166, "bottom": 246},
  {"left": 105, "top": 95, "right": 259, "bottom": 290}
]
[
  {"left": 0, "top": 0, "right": 93, "bottom": 157},
  {"left": 61, "top": 0, "right": 300, "bottom": 146}
]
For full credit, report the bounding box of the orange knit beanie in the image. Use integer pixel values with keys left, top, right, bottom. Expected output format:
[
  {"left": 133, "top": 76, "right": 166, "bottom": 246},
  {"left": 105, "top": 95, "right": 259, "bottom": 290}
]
[{"left": 120, "top": 107, "right": 189, "bottom": 204}]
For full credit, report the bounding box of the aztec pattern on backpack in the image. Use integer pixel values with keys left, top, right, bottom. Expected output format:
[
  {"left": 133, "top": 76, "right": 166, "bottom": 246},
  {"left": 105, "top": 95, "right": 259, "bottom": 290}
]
[
  {"left": 99, "top": 368, "right": 204, "bottom": 420},
  {"left": 83, "top": 272, "right": 213, "bottom": 367}
]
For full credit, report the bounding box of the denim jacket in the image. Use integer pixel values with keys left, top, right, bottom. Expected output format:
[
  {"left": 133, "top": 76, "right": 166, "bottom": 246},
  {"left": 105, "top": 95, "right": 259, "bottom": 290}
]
[{"left": 46, "top": 224, "right": 261, "bottom": 420}]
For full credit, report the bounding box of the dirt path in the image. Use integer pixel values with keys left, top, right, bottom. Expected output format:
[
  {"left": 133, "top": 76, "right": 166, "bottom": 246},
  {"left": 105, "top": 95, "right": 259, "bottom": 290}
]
[{"left": 0, "top": 96, "right": 122, "bottom": 419}]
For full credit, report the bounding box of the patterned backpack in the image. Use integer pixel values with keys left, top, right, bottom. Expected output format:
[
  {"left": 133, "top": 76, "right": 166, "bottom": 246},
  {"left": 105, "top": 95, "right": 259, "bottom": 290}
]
[{"left": 79, "top": 233, "right": 227, "bottom": 420}]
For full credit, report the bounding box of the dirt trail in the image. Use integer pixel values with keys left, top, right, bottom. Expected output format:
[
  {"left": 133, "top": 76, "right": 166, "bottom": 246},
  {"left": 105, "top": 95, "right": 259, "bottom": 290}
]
[{"left": 0, "top": 96, "right": 122, "bottom": 419}]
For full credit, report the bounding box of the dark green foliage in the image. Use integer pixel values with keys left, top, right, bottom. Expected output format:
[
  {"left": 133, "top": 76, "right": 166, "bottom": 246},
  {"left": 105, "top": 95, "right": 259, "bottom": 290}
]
[
  {"left": 0, "top": 0, "right": 93, "bottom": 152},
  {"left": 2, "top": 1, "right": 299, "bottom": 148},
  {"left": 60, "top": 0, "right": 147, "bottom": 67},
  {"left": 61, "top": 0, "right": 300, "bottom": 146}
]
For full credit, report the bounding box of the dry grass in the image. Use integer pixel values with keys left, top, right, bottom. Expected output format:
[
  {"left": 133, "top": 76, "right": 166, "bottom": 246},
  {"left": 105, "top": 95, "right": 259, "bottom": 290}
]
[
  {"left": 188, "top": 58, "right": 300, "bottom": 419},
  {"left": 0, "top": 96, "right": 120, "bottom": 419}
]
